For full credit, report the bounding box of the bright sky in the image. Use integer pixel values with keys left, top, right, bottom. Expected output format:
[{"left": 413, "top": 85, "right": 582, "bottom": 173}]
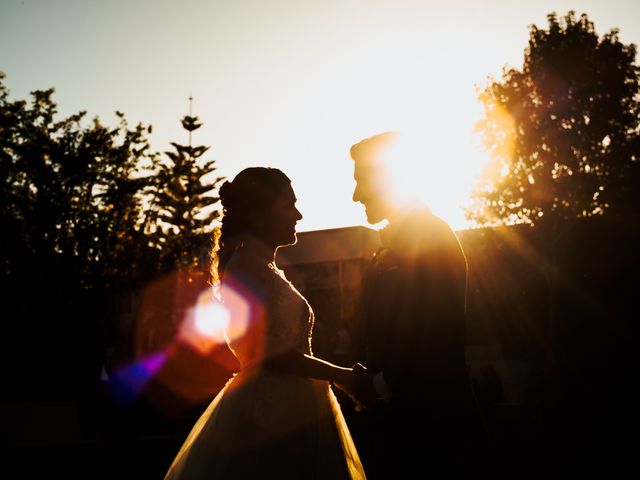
[{"left": 2, "top": 0, "right": 639, "bottom": 232}]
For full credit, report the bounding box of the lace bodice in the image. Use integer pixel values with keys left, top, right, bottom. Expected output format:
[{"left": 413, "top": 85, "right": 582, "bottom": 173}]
[{"left": 222, "top": 260, "right": 314, "bottom": 368}]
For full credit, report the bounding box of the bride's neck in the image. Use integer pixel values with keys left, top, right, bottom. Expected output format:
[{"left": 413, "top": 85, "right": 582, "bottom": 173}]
[{"left": 238, "top": 235, "right": 276, "bottom": 266}]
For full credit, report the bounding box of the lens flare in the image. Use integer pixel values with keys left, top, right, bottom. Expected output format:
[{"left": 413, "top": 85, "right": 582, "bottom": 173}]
[
  {"left": 177, "top": 277, "right": 260, "bottom": 355},
  {"left": 179, "top": 290, "right": 230, "bottom": 354},
  {"left": 111, "top": 269, "right": 268, "bottom": 413},
  {"left": 108, "top": 351, "right": 168, "bottom": 406},
  {"left": 195, "top": 302, "right": 231, "bottom": 338},
  {"left": 217, "top": 280, "right": 256, "bottom": 344}
]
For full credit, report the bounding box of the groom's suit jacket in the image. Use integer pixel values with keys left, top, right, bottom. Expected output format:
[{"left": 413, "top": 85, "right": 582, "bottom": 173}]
[{"left": 360, "top": 206, "right": 476, "bottom": 417}]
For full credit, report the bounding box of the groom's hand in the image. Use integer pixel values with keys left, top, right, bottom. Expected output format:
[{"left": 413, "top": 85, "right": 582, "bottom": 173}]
[{"left": 350, "top": 363, "right": 379, "bottom": 411}]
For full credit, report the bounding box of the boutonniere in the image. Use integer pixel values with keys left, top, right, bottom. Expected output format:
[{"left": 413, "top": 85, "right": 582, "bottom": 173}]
[{"left": 374, "top": 248, "right": 400, "bottom": 272}]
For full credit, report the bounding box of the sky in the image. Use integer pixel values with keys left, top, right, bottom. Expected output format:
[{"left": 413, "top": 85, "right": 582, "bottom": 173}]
[{"left": 2, "top": 0, "right": 639, "bottom": 232}]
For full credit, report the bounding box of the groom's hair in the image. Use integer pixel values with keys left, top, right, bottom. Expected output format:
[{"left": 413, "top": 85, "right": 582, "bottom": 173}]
[{"left": 349, "top": 131, "right": 401, "bottom": 166}]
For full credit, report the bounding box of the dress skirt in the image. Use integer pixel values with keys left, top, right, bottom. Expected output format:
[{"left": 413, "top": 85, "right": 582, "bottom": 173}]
[{"left": 164, "top": 367, "right": 366, "bottom": 479}]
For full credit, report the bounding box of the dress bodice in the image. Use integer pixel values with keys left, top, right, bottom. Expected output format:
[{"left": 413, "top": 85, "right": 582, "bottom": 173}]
[{"left": 222, "top": 260, "right": 314, "bottom": 368}]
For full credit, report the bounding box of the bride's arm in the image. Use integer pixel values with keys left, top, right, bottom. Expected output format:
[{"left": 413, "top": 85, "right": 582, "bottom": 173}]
[
  {"left": 264, "top": 348, "right": 353, "bottom": 385},
  {"left": 265, "top": 349, "right": 375, "bottom": 409}
]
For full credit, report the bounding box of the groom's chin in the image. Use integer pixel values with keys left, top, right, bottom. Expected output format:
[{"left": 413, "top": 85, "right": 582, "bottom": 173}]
[{"left": 365, "top": 212, "right": 385, "bottom": 225}]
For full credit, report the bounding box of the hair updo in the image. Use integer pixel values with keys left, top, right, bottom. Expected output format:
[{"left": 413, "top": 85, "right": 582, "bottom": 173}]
[{"left": 210, "top": 167, "right": 292, "bottom": 286}]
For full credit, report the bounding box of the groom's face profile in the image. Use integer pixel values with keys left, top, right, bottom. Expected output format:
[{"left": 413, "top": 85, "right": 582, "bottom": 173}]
[
  {"left": 351, "top": 132, "right": 400, "bottom": 225},
  {"left": 352, "top": 159, "right": 389, "bottom": 225}
]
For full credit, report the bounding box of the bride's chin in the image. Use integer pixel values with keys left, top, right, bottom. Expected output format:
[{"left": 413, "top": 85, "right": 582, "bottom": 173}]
[{"left": 279, "top": 234, "right": 297, "bottom": 248}]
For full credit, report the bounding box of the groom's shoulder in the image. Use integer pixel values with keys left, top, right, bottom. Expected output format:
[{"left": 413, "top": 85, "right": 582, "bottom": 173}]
[{"left": 397, "top": 209, "right": 456, "bottom": 251}]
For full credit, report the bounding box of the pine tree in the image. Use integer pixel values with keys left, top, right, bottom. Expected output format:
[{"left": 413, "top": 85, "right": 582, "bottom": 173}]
[{"left": 153, "top": 97, "right": 224, "bottom": 271}]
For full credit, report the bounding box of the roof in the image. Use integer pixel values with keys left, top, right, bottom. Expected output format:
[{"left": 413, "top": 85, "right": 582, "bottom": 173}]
[{"left": 276, "top": 225, "right": 382, "bottom": 266}]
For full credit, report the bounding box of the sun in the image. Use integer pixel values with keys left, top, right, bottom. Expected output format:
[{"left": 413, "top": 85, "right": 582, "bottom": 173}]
[{"left": 372, "top": 127, "right": 484, "bottom": 231}]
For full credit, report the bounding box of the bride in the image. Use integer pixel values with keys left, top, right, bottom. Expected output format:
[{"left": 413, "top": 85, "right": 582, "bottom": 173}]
[{"left": 164, "top": 167, "right": 367, "bottom": 479}]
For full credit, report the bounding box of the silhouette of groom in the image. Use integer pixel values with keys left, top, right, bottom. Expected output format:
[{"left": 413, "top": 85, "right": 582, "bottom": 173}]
[{"left": 346, "top": 131, "right": 489, "bottom": 477}]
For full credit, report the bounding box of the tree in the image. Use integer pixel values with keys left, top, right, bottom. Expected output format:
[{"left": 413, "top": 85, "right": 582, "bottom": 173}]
[
  {"left": 464, "top": 13, "right": 640, "bottom": 395},
  {"left": 467, "top": 11, "right": 640, "bottom": 228},
  {"left": 129, "top": 109, "right": 229, "bottom": 406},
  {"left": 0, "top": 74, "right": 160, "bottom": 299},
  {"left": 0, "top": 72, "right": 166, "bottom": 400},
  {"left": 151, "top": 103, "right": 224, "bottom": 271}
]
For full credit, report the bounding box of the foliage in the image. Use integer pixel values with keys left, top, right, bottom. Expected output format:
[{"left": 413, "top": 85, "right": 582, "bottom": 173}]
[
  {"left": 468, "top": 11, "right": 640, "bottom": 228},
  {"left": 0, "top": 73, "right": 229, "bottom": 400},
  {"left": 1, "top": 75, "right": 156, "bottom": 304},
  {"left": 0, "top": 72, "right": 223, "bottom": 313},
  {"left": 151, "top": 112, "right": 224, "bottom": 270}
]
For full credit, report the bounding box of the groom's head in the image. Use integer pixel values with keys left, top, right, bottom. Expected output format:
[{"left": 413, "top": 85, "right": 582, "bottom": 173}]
[{"left": 350, "top": 131, "right": 401, "bottom": 225}]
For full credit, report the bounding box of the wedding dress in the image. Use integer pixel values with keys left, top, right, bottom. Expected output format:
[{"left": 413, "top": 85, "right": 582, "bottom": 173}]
[{"left": 164, "top": 257, "right": 365, "bottom": 479}]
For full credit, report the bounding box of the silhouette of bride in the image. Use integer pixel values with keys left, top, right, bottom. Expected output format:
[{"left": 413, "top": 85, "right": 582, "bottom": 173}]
[{"left": 164, "top": 167, "right": 366, "bottom": 479}]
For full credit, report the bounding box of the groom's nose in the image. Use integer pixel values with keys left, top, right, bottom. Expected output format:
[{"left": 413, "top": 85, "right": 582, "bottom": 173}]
[{"left": 352, "top": 184, "right": 361, "bottom": 203}]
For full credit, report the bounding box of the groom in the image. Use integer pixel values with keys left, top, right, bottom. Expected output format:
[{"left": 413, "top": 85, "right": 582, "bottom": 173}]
[{"left": 346, "top": 131, "right": 488, "bottom": 477}]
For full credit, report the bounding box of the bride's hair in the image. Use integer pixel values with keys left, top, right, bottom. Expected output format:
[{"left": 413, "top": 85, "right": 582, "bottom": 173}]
[{"left": 209, "top": 166, "right": 292, "bottom": 286}]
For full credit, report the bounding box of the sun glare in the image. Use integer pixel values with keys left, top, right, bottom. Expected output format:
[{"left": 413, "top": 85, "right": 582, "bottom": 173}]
[
  {"left": 374, "top": 126, "right": 485, "bottom": 230},
  {"left": 473, "top": 100, "right": 517, "bottom": 194}
]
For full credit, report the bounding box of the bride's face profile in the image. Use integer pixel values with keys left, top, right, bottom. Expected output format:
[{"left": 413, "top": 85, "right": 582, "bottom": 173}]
[{"left": 263, "top": 183, "right": 303, "bottom": 248}]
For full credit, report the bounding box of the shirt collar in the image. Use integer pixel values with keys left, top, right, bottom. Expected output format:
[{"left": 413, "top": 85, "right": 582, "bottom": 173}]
[{"left": 378, "top": 205, "right": 431, "bottom": 248}]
